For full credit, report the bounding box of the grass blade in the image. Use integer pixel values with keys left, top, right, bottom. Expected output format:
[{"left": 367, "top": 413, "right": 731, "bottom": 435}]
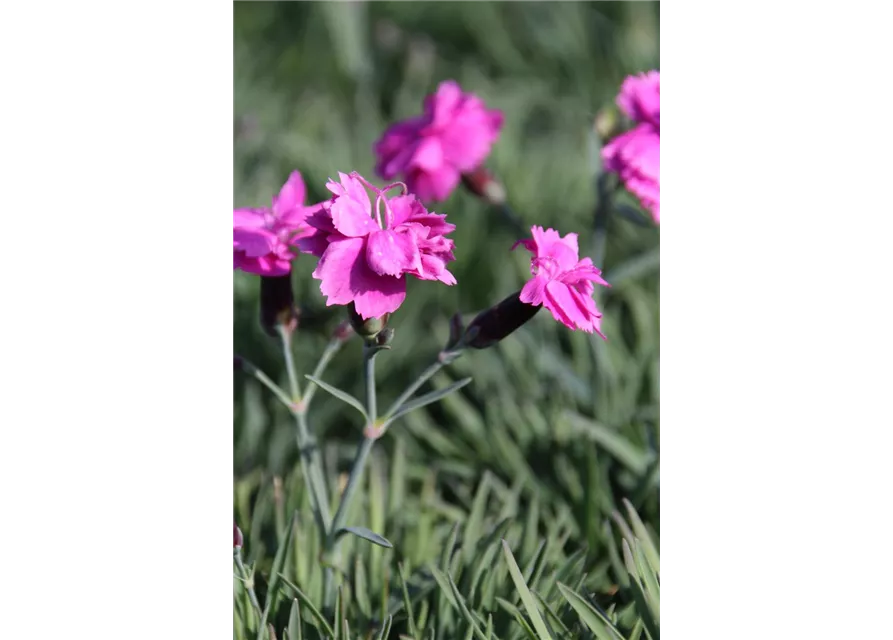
[
  {"left": 501, "top": 540, "right": 553, "bottom": 640},
  {"left": 556, "top": 582, "right": 625, "bottom": 640}
]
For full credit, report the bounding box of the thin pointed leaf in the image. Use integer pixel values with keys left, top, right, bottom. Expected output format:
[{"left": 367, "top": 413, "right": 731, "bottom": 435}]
[
  {"left": 336, "top": 526, "right": 393, "bottom": 548},
  {"left": 384, "top": 378, "right": 473, "bottom": 424},
  {"left": 398, "top": 563, "right": 419, "bottom": 639},
  {"left": 376, "top": 615, "right": 393, "bottom": 640},
  {"left": 257, "top": 515, "right": 296, "bottom": 640},
  {"left": 556, "top": 582, "right": 626, "bottom": 640},
  {"left": 277, "top": 576, "right": 336, "bottom": 638},
  {"left": 447, "top": 573, "right": 489, "bottom": 640},
  {"left": 305, "top": 375, "right": 368, "bottom": 422},
  {"left": 287, "top": 598, "right": 302, "bottom": 640},
  {"left": 501, "top": 540, "right": 553, "bottom": 640},
  {"left": 622, "top": 499, "right": 660, "bottom": 575}
]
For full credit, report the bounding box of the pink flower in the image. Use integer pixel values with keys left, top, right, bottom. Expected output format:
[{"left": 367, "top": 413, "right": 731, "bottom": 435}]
[
  {"left": 234, "top": 171, "right": 323, "bottom": 276},
  {"left": 297, "top": 172, "right": 457, "bottom": 320},
  {"left": 513, "top": 226, "right": 610, "bottom": 336},
  {"left": 602, "top": 71, "right": 660, "bottom": 224},
  {"left": 374, "top": 80, "right": 503, "bottom": 202}
]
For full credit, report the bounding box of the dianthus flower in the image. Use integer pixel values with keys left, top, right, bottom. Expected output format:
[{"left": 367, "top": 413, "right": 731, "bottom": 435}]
[
  {"left": 233, "top": 171, "right": 322, "bottom": 275},
  {"left": 374, "top": 80, "right": 503, "bottom": 202},
  {"left": 513, "top": 226, "right": 609, "bottom": 336},
  {"left": 297, "top": 172, "right": 457, "bottom": 320},
  {"left": 602, "top": 71, "right": 660, "bottom": 224}
]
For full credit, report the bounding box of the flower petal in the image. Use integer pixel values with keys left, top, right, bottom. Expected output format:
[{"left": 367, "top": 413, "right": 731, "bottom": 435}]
[
  {"left": 272, "top": 171, "right": 306, "bottom": 217},
  {"left": 366, "top": 229, "right": 422, "bottom": 277}
]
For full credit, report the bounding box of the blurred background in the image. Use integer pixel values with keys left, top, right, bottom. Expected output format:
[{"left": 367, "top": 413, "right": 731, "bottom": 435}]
[{"left": 234, "top": 2, "right": 659, "bottom": 636}]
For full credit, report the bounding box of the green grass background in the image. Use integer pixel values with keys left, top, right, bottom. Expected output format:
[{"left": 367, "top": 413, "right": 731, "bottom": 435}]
[{"left": 234, "top": 3, "right": 659, "bottom": 638}]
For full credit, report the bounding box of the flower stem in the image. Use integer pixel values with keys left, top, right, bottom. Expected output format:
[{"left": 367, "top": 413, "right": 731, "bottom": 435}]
[
  {"left": 323, "top": 340, "right": 380, "bottom": 608},
  {"left": 277, "top": 324, "right": 331, "bottom": 543},
  {"left": 234, "top": 550, "right": 262, "bottom": 625}
]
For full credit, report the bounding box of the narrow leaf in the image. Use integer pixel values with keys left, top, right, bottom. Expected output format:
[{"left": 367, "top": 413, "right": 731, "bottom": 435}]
[
  {"left": 556, "top": 582, "right": 625, "bottom": 640},
  {"left": 384, "top": 378, "right": 473, "bottom": 424},
  {"left": 501, "top": 540, "right": 553, "bottom": 640},
  {"left": 277, "top": 576, "right": 336, "bottom": 638},
  {"left": 287, "top": 598, "right": 302, "bottom": 640},
  {"left": 376, "top": 615, "right": 393, "bottom": 640},
  {"left": 305, "top": 375, "right": 368, "bottom": 422},
  {"left": 336, "top": 526, "right": 393, "bottom": 549},
  {"left": 257, "top": 515, "right": 296, "bottom": 640}
]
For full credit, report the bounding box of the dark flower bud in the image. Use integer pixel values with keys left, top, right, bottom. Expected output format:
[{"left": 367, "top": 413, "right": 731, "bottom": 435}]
[
  {"left": 464, "top": 290, "right": 541, "bottom": 349},
  {"left": 234, "top": 355, "right": 245, "bottom": 371},
  {"left": 444, "top": 312, "right": 465, "bottom": 351},
  {"left": 461, "top": 167, "right": 506, "bottom": 207},
  {"left": 260, "top": 274, "right": 299, "bottom": 338},
  {"left": 348, "top": 302, "right": 389, "bottom": 339},
  {"left": 234, "top": 521, "right": 243, "bottom": 549}
]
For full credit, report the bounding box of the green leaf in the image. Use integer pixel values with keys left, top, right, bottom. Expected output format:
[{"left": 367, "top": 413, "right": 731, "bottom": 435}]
[
  {"left": 304, "top": 375, "right": 368, "bottom": 422},
  {"left": 384, "top": 377, "right": 473, "bottom": 425},
  {"left": 257, "top": 514, "right": 296, "bottom": 640},
  {"left": 375, "top": 615, "right": 393, "bottom": 640},
  {"left": 556, "top": 582, "right": 626, "bottom": 640},
  {"left": 622, "top": 499, "right": 660, "bottom": 575},
  {"left": 398, "top": 563, "right": 419, "bottom": 639},
  {"left": 563, "top": 412, "right": 651, "bottom": 475},
  {"left": 277, "top": 576, "right": 336, "bottom": 638},
  {"left": 336, "top": 526, "right": 393, "bottom": 549},
  {"left": 501, "top": 540, "right": 553, "bottom": 640},
  {"left": 287, "top": 599, "right": 302, "bottom": 640},
  {"left": 354, "top": 557, "right": 372, "bottom": 620}
]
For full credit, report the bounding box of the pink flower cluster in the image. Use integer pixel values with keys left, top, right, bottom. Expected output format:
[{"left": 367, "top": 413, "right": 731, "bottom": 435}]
[
  {"left": 514, "top": 226, "right": 609, "bottom": 336},
  {"left": 233, "top": 81, "right": 616, "bottom": 336},
  {"left": 374, "top": 80, "right": 503, "bottom": 202},
  {"left": 602, "top": 71, "right": 660, "bottom": 224}
]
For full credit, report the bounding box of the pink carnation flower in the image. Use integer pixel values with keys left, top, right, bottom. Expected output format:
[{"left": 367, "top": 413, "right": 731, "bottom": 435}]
[
  {"left": 602, "top": 71, "right": 660, "bottom": 224},
  {"left": 233, "top": 171, "right": 323, "bottom": 276},
  {"left": 297, "top": 172, "right": 457, "bottom": 320},
  {"left": 513, "top": 226, "right": 610, "bottom": 336},
  {"left": 374, "top": 80, "right": 503, "bottom": 202}
]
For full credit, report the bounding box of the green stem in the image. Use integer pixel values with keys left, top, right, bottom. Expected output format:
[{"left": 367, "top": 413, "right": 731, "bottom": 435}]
[
  {"left": 323, "top": 340, "right": 380, "bottom": 608},
  {"left": 234, "top": 551, "right": 262, "bottom": 624},
  {"left": 276, "top": 325, "right": 331, "bottom": 542}
]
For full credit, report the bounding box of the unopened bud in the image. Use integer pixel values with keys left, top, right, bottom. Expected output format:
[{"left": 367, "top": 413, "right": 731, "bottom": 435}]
[
  {"left": 462, "top": 167, "right": 506, "bottom": 207},
  {"left": 234, "top": 521, "right": 243, "bottom": 549},
  {"left": 445, "top": 312, "right": 465, "bottom": 350},
  {"left": 348, "top": 302, "right": 389, "bottom": 339},
  {"left": 332, "top": 319, "right": 355, "bottom": 343},
  {"left": 464, "top": 290, "right": 541, "bottom": 349},
  {"left": 260, "top": 274, "right": 299, "bottom": 338}
]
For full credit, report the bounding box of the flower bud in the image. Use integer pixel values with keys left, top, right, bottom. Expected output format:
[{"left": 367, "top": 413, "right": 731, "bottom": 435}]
[
  {"left": 348, "top": 302, "right": 389, "bottom": 339},
  {"left": 461, "top": 167, "right": 506, "bottom": 207},
  {"left": 444, "top": 312, "right": 465, "bottom": 351},
  {"left": 260, "top": 274, "right": 299, "bottom": 338},
  {"left": 234, "top": 521, "right": 243, "bottom": 549},
  {"left": 331, "top": 319, "right": 355, "bottom": 343},
  {"left": 464, "top": 290, "right": 541, "bottom": 349}
]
